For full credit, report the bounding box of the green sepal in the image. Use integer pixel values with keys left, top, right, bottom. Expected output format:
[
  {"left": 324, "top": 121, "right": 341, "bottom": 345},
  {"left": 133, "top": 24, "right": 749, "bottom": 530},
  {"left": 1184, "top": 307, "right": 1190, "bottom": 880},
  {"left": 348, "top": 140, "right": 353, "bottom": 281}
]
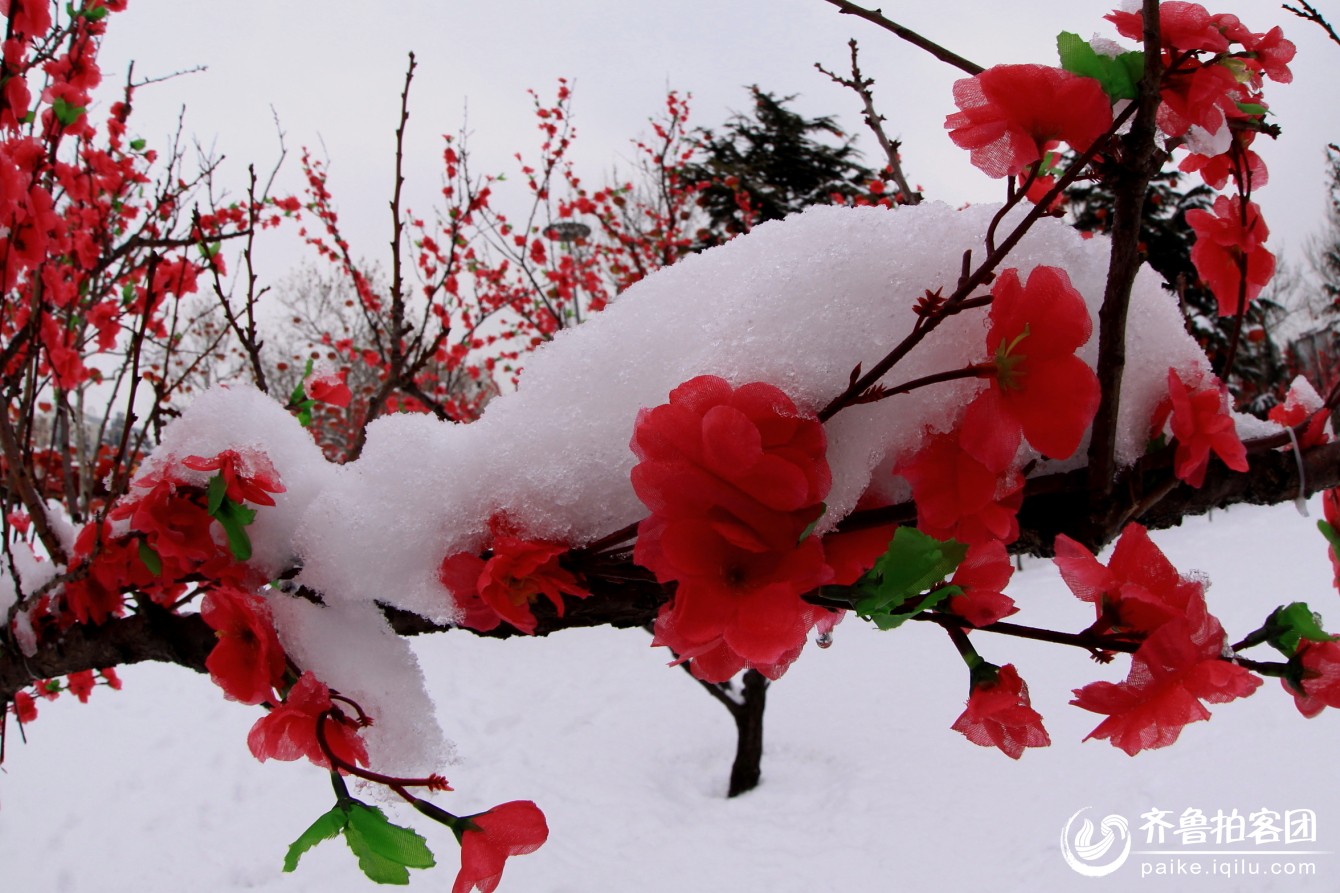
[
  {"left": 137, "top": 541, "right": 162, "bottom": 576},
  {"left": 851, "top": 527, "right": 967, "bottom": 629},
  {"left": 211, "top": 496, "right": 256, "bottom": 562},
  {"left": 206, "top": 473, "right": 228, "bottom": 515},
  {"left": 344, "top": 802, "right": 436, "bottom": 885},
  {"left": 1267, "top": 602, "right": 1332, "bottom": 656},
  {"left": 1318, "top": 519, "right": 1340, "bottom": 554},
  {"left": 1056, "top": 31, "right": 1144, "bottom": 101},
  {"left": 283, "top": 806, "right": 350, "bottom": 872}
]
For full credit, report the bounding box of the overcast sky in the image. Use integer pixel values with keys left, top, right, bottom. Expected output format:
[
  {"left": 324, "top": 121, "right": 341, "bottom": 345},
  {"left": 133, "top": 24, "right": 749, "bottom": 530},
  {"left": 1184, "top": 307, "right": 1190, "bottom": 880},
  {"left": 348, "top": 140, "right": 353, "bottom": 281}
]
[{"left": 95, "top": 0, "right": 1340, "bottom": 283}]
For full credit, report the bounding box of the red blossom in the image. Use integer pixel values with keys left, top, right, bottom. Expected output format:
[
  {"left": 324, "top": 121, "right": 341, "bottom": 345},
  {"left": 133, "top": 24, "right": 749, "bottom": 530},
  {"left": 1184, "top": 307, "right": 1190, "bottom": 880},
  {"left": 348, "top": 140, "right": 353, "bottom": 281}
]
[
  {"left": 946, "top": 540, "right": 1017, "bottom": 628},
  {"left": 182, "top": 448, "right": 286, "bottom": 507},
  {"left": 247, "top": 671, "right": 368, "bottom": 771},
  {"left": 1071, "top": 618, "right": 1261, "bottom": 755},
  {"left": 11, "top": 689, "right": 38, "bottom": 723},
  {"left": 894, "top": 430, "right": 1023, "bottom": 547},
  {"left": 439, "top": 519, "right": 590, "bottom": 636},
  {"left": 1165, "top": 369, "right": 1249, "bottom": 488},
  {"left": 452, "top": 801, "right": 549, "bottom": 893},
  {"left": 1187, "top": 195, "right": 1275, "bottom": 316},
  {"left": 201, "top": 587, "right": 287, "bottom": 705},
  {"left": 945, "top": 64, "right": 1111, "bottom": 179},
  {"left": 1267, "top": 379, "right": 1331, "bottom": 451},
  {"left": 960, "top": 266, "right": 1099, "bottom": 471},
  {"left": 1054, "top": 523, "right": 1208, "bottom": 636},
  {"left": 951, "top": 663, "right": 1050, "bottom": 759},
  {"left": 307, "top": 370, "right": 352, "bottom": 408},
  {"left": 1107, "top": 1, "right": 1231, "bottom": 53},
  {"left": 631, "top": 375, "right": 833, "bottom": 681},
  {"left": 1286, "top": 638, "right": 1340, "bottom": 718},
  {"left": 66, "top": 669, "right": 96, "bottom": 703}
]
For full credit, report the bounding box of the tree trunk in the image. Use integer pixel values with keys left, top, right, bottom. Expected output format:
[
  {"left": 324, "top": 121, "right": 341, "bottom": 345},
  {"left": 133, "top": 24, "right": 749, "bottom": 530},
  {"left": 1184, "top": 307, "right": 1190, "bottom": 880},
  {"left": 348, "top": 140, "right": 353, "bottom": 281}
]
[{"left": 727, "top": 669, "right": 768, "bottom": 797}]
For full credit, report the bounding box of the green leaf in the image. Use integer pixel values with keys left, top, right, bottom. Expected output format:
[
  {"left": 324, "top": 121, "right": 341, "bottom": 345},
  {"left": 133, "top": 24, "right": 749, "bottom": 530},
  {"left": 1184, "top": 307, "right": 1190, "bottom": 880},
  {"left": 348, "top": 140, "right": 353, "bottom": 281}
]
[
  {"left": 343, "top": 802, "right": 435, "bottom": 884},
  {"left": 129, "top": 138, "right": 146, "bottom": 151},
  {"left": 1269, "top": 602, "right": 1332, "bottom": 655},
  {"left": 852, "top": 527, "right": 967, "bottom": 627},
  {"left": 137, "top": 541, "right": 162, "bottom": 576},
  {"left": 1235, "top": 101, "right": 1268, "bottom": 117},
  {"left": 1056, "top": 31, "right": 1143, "bottom": 100},
  {"left": 206, "top": 473, "right": 228, "bottom": 515},
  {"left": 213, "top": 497, "right": 257, "bottom": 561},
  {"left": 52, "top": 98, "right": 86, "bottom": 127},
  {"left": 283, "top": 806, "right": 350, "bottom": 872}
]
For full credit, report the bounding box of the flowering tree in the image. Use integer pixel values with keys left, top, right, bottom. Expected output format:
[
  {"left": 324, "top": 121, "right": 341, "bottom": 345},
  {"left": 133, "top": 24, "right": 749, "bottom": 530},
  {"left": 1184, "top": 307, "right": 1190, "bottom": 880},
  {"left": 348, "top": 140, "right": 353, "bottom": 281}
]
[{"left": 4, "top": 1, "right": 1340, "bottom": 890}]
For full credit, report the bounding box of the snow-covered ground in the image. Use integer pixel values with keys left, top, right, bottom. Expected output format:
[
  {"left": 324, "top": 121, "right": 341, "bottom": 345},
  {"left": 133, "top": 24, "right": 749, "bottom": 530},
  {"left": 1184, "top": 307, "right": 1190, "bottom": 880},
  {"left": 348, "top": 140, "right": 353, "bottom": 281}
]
[{"left": 1, "top": 496, "right": 1336, "bottom": 892}]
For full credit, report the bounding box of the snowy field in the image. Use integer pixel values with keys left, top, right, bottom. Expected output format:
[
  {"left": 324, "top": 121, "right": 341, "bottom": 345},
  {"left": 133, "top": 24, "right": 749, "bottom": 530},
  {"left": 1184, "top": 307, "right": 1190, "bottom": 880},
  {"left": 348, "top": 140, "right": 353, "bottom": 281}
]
[{"left": 1, "top": 496, "right": 1337, "bottom": 892}]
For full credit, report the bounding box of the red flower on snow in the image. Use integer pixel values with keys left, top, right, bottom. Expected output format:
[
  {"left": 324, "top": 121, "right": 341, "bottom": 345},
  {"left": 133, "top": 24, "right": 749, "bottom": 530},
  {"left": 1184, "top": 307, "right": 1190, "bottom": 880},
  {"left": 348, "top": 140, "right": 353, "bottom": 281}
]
[
  {"left": 946, "top": 540, "right": 1017, "bottom": 628},
  {"left": 1285, "top": 638, "right": 1340, "bottom": 718},
  {"left": 1071, "top": 617, "right": 1261, "bottom": 755},
  {"left": 182, "top": 448, "right": 286, "bottom": 506},
  {"left": 201, "top": 587, "right": 287, "bottom": 705},
  {"left": 307, "top": 369, "right": 352, "bottom": 408},
  {"left": 952, "top": 663, "right": 1050, "bottom": 759},
  {"left": 945, "top": 64, "right": 1111, "bottom": 179},
  {"left": 439, "top": 518, "right": 590, "bottom": 635},
  {"left": 247, "top": 671, "right": 368, "bottom": 771},
  {"left": 11, "top": 690, "right": 38, "bottom": 724},
  {"left": 894, "top": 430, "right": 1023, "bottom": 547},
  {"left": 631, "top": 375, "right": 833, "bottom": 682},
  {"left": 960, "top": 266, "right": 1100, "bottom": 472},
  {"left": 1053, "top": 523, "right": 1209, "bottom": 637},
  {"left": 1186, "top": 195, "right": 1275, "bottom": 317},
  {"left": 1164, "top": 369, "right": 1248, "bottom": 488},
  {"left": 452, "top": 800, "right": 549, "bottom": 893}
]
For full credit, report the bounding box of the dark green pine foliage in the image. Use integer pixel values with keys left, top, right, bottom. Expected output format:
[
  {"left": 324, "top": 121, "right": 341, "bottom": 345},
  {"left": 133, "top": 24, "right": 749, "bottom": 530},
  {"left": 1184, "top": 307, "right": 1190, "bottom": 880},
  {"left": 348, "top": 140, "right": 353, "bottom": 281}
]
[
  {"left": 684, "top": 87, "right": 879, "bottom": 248},
  {"left": 1067, "top": 164, "right": 1287, "bottom": 413}
]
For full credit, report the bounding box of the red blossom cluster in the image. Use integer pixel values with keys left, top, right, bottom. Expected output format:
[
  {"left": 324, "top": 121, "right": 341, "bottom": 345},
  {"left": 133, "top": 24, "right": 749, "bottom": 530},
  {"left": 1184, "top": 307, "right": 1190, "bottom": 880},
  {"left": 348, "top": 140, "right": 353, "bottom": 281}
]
[
  {"left": 630, "top": 375, "right": 838, "bottom": 682},
  {"left": 1056, "top": 524, "right": 1261, "bottom": 754},
  {"left": 439, "top": 516, "right": 591, "bottom": 635}
]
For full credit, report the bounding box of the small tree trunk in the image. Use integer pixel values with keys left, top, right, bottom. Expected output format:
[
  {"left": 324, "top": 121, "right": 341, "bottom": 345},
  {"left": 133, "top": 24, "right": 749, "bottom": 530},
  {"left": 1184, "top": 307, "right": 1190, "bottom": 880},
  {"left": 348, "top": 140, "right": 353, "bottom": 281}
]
[{"left": 726, "top": 669, "right": 769, "bottom": 797}]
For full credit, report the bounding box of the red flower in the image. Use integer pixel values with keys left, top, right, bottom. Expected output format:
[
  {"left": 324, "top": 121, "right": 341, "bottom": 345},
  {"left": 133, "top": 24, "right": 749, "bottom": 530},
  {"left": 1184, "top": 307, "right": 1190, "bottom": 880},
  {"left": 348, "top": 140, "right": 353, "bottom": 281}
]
[
  {"left": 182, "top": 448, "right": 286, "bottom": 507},
  {"left": 201, "top": 587, "right": 287, "bottom": 705},
  {"left": 1324, "top": 489, "right": 1340, "bottom": 592},
  {"left": 66, "top": 669, "right": 96, "bottom": 703},
  {"left": 247, "top": 671, "right": 368, "bottom": 771},
  {"left": 439, "top": 519, "right": 590, "bottom": 636},
  {"left": 1243, "top": 26, "right": 1296, "bottom": 84},
  {"left": 1071, "top": 618, "right": 1261, "bottom": 755},
  {"left": 1267, "top": 380, "right": 1331, "bottom": 451},
  {"left": 1187, "top": 195, "right": 1275, "bottom": 316},
  {"left": 1165, "top": 369, "right": 1249, "bottom": 487},
  {"left": 11, "top": 690, "right": 37, "bottom": 724},
  {"left": 946, "top": 540, "right": 1017, "bottom": 628},
  {"left": 1053, "top": 523, "right": 1208, "bottom": 636},
  {"left": 822, "top": 521, "right": 897, "bottom": 587},
  {"left": 307, "top": 370, "right": 352, "bottom": 408},
  {"left": 452, "top": 800, "right": 549, "bottom": 893},
  {"left": 951, "top": 663, "right": 1050, "bottom": 759},
  {"left": 945, "top": 65, "right": 1111, "bottom": 179},
  {"left": 631, "top": 375, "right": 833, "bottom": 681},
  {"left": 1286, "top": 638, "right": 1340, "bottom": 718},
  {"left": 894, "top": 431, "right": 1023, "bottom": 547},
  {"left": 960, "top": 266, "right": 1099, "bottom": 471},
  {"left": 1106, "top": 2, "right": 1231, "bottom": 53}
]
